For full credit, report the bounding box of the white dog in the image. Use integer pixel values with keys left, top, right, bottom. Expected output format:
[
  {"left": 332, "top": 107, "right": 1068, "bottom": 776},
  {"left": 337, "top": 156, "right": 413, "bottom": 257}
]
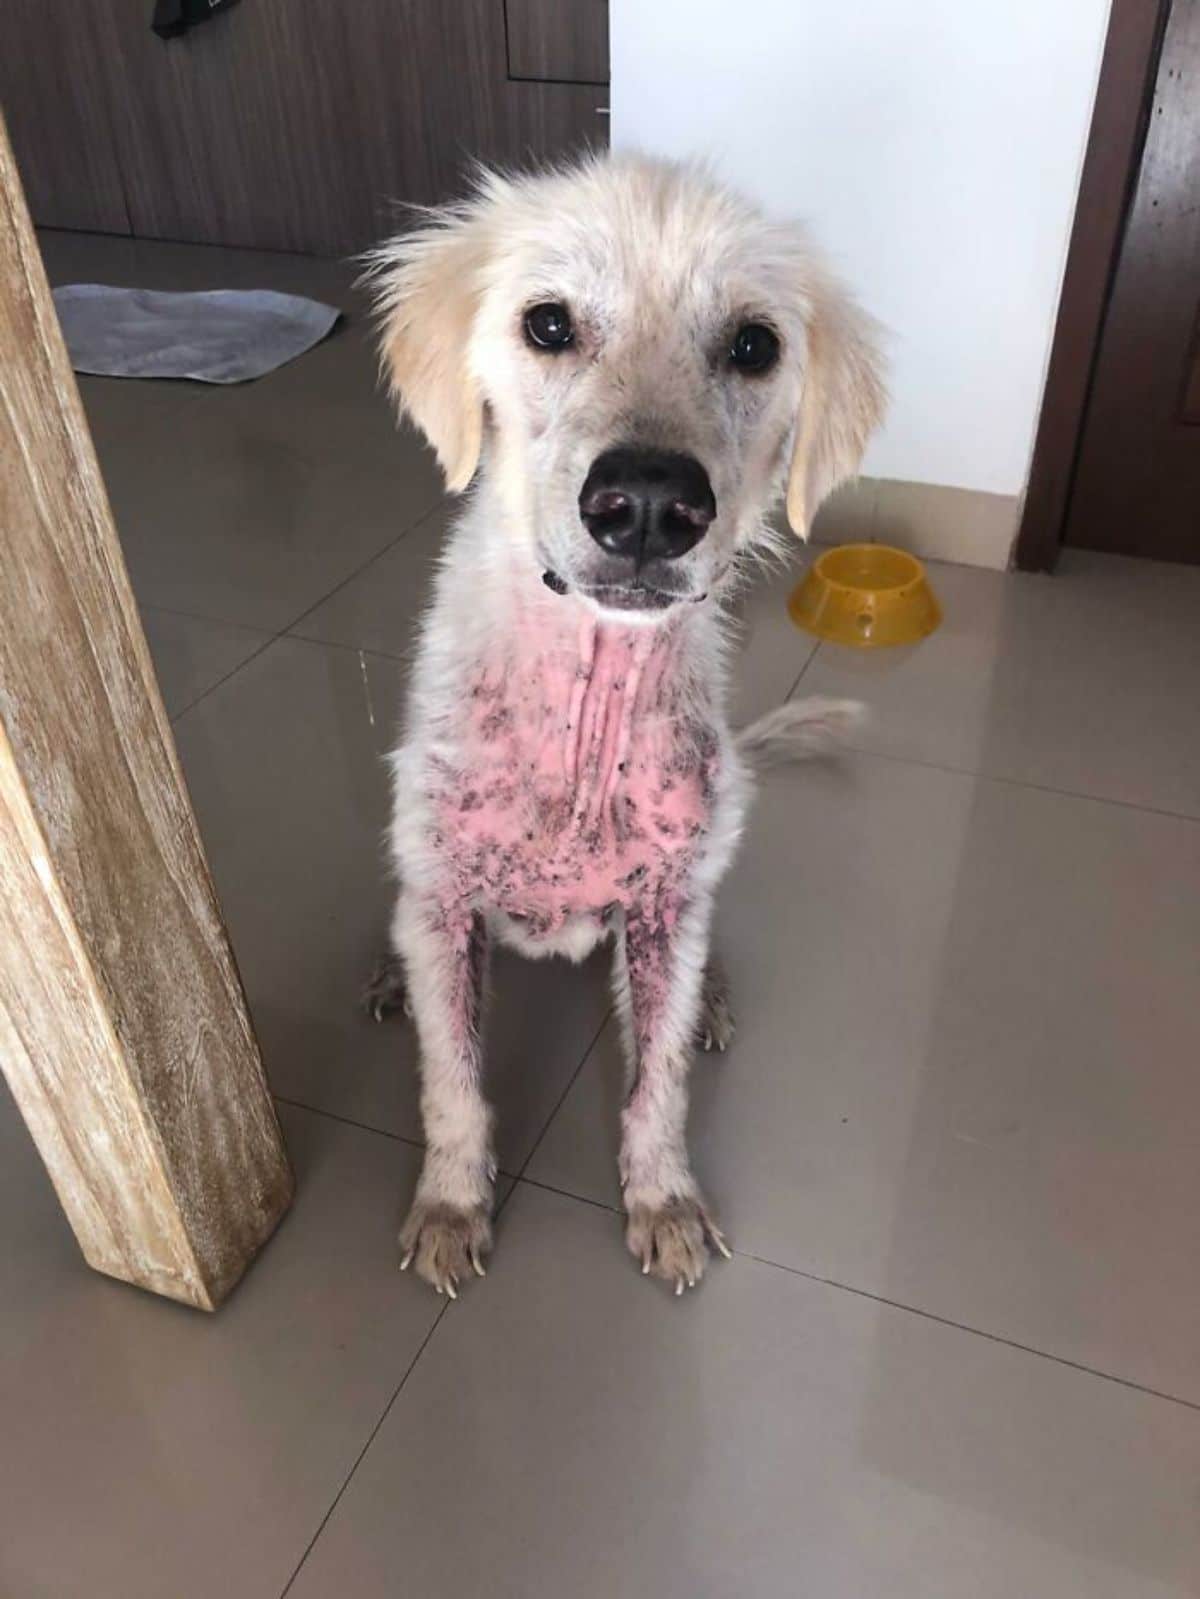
[{"left": 364, "top": 153, "right": 885, "bottom": 1297}]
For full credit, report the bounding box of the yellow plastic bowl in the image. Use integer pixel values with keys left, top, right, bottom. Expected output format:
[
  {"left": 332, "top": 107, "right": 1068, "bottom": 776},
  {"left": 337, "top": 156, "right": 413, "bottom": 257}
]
[{"left": 788, "top": 543, "right": 942, "bottom": 648}]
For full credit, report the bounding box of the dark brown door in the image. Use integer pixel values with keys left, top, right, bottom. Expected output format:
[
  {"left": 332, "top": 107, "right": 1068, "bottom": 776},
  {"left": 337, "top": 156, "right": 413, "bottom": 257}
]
[{"left": 1065, "top": 0, "right": 1200, "bottom": 564}]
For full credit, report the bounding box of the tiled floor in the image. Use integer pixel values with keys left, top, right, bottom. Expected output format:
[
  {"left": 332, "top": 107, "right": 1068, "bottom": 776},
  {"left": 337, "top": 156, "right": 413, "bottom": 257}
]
[{"left": 2, "top": 230, "right": 1199, "bottom": 1598}]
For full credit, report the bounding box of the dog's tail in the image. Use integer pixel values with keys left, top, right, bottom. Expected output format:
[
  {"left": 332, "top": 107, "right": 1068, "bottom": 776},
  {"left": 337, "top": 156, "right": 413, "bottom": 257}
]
[{"left": 735, "top": 696, "right": 866, "bottom": 772}]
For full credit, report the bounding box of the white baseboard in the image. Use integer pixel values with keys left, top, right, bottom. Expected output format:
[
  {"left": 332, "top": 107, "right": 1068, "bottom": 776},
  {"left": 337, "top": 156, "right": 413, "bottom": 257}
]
[{"left": 810, "top": 476, "right": 1020, "bottom": 571}]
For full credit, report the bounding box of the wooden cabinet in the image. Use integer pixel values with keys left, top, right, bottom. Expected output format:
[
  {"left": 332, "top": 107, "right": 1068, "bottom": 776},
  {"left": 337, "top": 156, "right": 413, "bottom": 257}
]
[
  {"left": 0, "top": 2, "right": 130, "bottom": 233},
  {"left": 99, "top": 0, "right": 372, "bottom": 255},
  {"left": 0, "top": 0, "right": 609, "bottom": 255},
  {"left": 507, "top": 0, "right": 609, "bottom": 83}
]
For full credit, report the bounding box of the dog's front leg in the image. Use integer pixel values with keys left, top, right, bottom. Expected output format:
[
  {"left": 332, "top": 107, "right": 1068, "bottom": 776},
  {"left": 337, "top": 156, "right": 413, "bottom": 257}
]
[
  {"left": 616, "top": 904, "right": 731, "bottom": 1293},
  {"left": 395, "top": 892, "right": 494, "bottom": 1296}
]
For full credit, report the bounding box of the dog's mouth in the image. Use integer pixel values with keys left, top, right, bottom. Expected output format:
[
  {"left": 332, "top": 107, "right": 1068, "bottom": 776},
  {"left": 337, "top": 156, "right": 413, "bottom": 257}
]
[{"left": 541, "top": 569, "right": 703, "bottom": 613}]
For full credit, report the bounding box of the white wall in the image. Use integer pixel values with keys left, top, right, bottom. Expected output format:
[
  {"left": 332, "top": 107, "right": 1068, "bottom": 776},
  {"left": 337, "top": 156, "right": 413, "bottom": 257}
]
[{"left": 612, "top": 0, "right": 1111, "bottom": 499}]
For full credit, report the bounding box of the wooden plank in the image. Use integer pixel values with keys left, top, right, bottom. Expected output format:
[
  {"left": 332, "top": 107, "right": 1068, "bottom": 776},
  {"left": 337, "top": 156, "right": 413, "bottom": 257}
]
[
  {"left": 0, "top": 0, "right": 131, "bottom": 233},
  {"left": 0, "top": 113, "right": 293, "bottom": 1310},
  {"left": 506, "top": 0, "right": 610, "bottom": 84},
  {"left": 1013, "top": 0, "right": 1170, "bottom": 571}
]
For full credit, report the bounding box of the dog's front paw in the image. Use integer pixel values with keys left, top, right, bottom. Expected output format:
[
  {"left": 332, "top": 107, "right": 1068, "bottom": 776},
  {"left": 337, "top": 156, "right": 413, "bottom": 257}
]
[
  {"left": 625, "top": 1194, "right": 732, "bottom": 1295},
  {"left": 399, "top": 1200, "right": 492, "bottom": 1298}
]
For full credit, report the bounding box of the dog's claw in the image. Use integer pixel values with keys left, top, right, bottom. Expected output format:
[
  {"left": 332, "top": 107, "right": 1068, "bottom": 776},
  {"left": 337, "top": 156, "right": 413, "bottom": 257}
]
[
  {"left": 627, "top": 1195, "right": 729, "bottom": 1292},
  {"left": 705, "top": 1216, "right": 734, "bottom": 1259},
  {"left": 696, "top": 961, "right": 735, "bottom": 1054},
  {"left": 363, "top": 952, "right": 410, "bottom": 1024},
  {"left": 398, "top": 1199, "right": 493, "bottom": 1296},
  {"left": 399, "top": 1249, "right": 414, "bottom": 1271}
]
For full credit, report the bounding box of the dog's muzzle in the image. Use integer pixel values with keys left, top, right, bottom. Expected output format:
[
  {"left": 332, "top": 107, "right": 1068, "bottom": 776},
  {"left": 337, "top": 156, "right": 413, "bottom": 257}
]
[{"left": 578, "top": 447, "right": 715, "bottom": 566}]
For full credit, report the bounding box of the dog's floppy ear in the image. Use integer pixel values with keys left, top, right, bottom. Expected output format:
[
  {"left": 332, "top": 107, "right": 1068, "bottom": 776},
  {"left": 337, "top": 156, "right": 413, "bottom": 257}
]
[
  {"left": 785, "top": 278, "right": 886, "bottom": 539},
  {"left": 371, "top": 210, "right": 489, "bottom": 493}
]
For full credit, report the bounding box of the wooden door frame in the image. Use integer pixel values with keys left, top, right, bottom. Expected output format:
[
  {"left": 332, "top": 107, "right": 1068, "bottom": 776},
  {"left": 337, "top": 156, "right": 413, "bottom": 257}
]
[{"left": 1015, "top": 0, "right": 1172, "bottom": 571}]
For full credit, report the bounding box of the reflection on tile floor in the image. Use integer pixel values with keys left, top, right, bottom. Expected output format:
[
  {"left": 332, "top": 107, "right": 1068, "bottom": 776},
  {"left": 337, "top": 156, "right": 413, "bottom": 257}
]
[{"left": 2, "top": 229, "right": 1198, "bottom": 1597}]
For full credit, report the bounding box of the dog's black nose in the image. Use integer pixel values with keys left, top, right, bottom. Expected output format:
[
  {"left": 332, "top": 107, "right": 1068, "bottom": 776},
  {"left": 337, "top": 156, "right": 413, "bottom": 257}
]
[{"left": 579, "top": 448, "right": 715, "bottom": 564}]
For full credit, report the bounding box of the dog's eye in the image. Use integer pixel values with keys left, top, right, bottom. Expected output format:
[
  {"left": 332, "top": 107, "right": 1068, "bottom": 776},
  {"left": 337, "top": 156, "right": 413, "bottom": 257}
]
[
  {"left": 524, "top": 302, "right": 574, "bottom": 351},
  {"left": 729, "top": 322, "right": 780, "bottom": 374}
]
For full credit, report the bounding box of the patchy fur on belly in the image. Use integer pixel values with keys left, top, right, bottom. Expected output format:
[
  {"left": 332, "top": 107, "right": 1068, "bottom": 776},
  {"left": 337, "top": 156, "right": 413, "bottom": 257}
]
[{"left": 429, "top": 612, "right": 717, "bottom": 939}]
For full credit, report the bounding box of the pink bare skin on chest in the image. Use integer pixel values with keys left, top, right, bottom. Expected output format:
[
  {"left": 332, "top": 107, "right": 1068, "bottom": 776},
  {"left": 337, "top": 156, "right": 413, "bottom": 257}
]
[{"left": 427, "top": 606, "right": 718, "bottom": 942}]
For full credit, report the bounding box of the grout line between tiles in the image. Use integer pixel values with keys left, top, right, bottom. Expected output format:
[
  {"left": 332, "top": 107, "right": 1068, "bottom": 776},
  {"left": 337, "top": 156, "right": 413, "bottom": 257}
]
[
  {"left": 277, "top": 1303, "right": 451, "bottom": 1599},
  {"left": 273, "top": 1092, "right": 535, "bottom": 1184},
  {"left": 167, "top": 611, "right": 399, "bottom": 724},
  {"left": 164, "top": 499, "right": 443, "bottom": 722},
  {"left": 278, "top": 499, "right": 444, "bottom": 639},
  {"left": 779, "top": 641, "right": 1198, "bottom": 826},
  {"left": 283, "top": 630, "right": 411, "bottom": 663},
  {"left": 281, "top": 636, "right": 409, "bottom": 665},
  {"left": 273, "top": 1095, "right": 424, "bottom": 1154},
  {"left": 511, "top": 1008, "right": 614, "bottom": 1183},
  {"left": 515, "top": 1174, "right": 1200, "bottom": 1414},
  {"left": 739, "top": 1247, "right": 1200, "bottom": 1414},
  {"left": 517, "top": 1173, "right": 623, "bottom": 1216},
  {"left": 168, "top": 633, "right": 279, "bottom": 722},
  {"left": 844, "top": 741, "right": 1200, "bottom": 827},
  {"left": 272, "top": 1009, "right": 611, "bottom": 1594},
  {"left": 783, "top": 638, "right": 823, "bottom": 703},
  {"left": 274, "top": 1094, "right": 540, "bottom": 1188}
]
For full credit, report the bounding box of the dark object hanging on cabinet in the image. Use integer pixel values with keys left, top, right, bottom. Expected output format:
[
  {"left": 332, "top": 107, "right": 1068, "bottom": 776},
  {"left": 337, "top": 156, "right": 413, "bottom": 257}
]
[{"left": 152, "top": 0, "right": 242, "bottom": 41}]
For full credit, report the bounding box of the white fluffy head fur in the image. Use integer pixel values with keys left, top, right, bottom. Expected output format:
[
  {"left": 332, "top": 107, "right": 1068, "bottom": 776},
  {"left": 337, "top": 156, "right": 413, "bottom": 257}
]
[{"left": 367, "top": 152, "right": 885, "bottom": 618}]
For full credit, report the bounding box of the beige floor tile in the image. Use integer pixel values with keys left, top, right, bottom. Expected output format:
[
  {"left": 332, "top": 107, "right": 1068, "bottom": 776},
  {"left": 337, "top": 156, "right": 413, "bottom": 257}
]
[
  {"left": 141, "top": 605, "right": 270, "bottom": 716},
  {"left": 530, "top": 750, "right": 1200, "bottom": 1400},
  {"left": 799, "top": 550, "right": 1200, "bottom": 816},
  {"left": 288, "top": 1181, "right": 1200, "bottom": 1599},
  {"left": 0, "top": 1097, "right": 443, "bottom": 1599}
]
